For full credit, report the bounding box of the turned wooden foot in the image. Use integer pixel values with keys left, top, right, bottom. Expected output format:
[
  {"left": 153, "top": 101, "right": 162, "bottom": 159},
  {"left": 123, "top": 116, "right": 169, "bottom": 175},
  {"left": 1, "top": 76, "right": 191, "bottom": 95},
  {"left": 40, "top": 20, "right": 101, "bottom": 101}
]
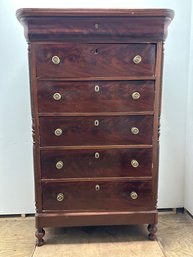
[
  {"left": 147, "top": 224, "right": 157, "bottom": 240},
  {"left": 35, "top": 228, "right": 45, "bottom": 246}
]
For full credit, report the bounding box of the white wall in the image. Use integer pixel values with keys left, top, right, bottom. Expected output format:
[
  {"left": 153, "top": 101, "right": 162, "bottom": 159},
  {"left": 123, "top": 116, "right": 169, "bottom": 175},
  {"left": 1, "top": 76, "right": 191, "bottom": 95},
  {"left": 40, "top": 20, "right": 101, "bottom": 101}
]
[
  {"left": 185, "top": 0, "right": 193, "bottom": 215},
  {"left": 0, "top": 0, "right": 192, "bottom": 214},
  {"left": 0, "top": 2, "right": 34, "bottom": 214},
  {"left": 157, "top": 1, "right": 191, "bottom": 208}
]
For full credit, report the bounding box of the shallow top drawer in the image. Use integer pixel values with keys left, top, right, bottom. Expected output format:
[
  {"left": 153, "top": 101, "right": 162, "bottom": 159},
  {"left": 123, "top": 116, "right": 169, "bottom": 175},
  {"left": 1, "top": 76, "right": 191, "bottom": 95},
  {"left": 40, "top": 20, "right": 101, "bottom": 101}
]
[
  {"left": 35, "top": 43, "right": 156, "bottom": 78},
  {"left": 17, "top": 10, "right": 174, "bottom": 42}
]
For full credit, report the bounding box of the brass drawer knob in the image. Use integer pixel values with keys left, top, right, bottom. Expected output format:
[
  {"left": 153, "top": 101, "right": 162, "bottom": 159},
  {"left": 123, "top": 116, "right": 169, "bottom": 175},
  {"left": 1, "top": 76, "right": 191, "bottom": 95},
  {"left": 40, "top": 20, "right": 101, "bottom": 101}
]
[
  {"left": 95, "top": 152, "right": 100, "bottom": 159},
  {"left": 130, "top": 191, "right": 138, "bottom": 200},
  {"left": 95, "top": 85, "right": 100, "bottom": 92},
  {"left": 95, "top": 184, "right": 100, "bottom": 191},
  {"left": 94, "top": 120, "right": 99, "bottom": 126},
  {"left": 132, "top": 92, "right": 140, "bottom": 100},
  {"left": 131, "top": 159, "right": 139, "bottom": 168},
  {"left": 56, "top": 161, "right": 63, "bottom": 169},
  {"left": 52, "top": 55, "right": 60, "bottom": 65},
  {"left": 131, "top": 127, "right": 139, "bottom": 135},
  {"left": 54, "top": 128, "right": 63, "bottom": 136},
  {"left": 57, "top": 193, "right": 64, "bottom": 202},
  {"left": 53, "top": 93, "right": 62, "bottom": 101},
  {"left": 133, "top": 55, "right": 142, "bottom": 64}
]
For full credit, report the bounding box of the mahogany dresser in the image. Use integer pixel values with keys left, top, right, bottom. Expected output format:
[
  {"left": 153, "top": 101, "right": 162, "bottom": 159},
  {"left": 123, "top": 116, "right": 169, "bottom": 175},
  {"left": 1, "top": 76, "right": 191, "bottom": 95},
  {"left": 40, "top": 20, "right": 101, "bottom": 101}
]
[{"left": 17, "top": 8, "right": 174, "bottom": 246}]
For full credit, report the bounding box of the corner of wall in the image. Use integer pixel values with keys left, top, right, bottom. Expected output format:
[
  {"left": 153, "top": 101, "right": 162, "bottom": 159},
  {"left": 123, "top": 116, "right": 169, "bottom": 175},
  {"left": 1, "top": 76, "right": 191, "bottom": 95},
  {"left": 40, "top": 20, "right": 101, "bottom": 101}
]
[{"left": 184, "top": 0, "right": 193, "bottom": 215}]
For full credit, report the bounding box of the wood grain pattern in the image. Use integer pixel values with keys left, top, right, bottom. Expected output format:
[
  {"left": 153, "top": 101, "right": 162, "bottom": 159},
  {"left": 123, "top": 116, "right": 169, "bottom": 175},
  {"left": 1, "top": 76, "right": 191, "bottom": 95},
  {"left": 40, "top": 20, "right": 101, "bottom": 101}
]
[
  {"left": 37, "top": 81, "right": 155, "bottom": 113},
  {"left": 16, "top": 8, "right": 174, "bottom": 244},
  {"left": 42, "top": 180, "right": 154, "bottom": 211},
  {"left": 16, "top": 8, "right": 174, "bottom": 42},
  {"left": 39, "top": 115, "right": 153, "bottom": 146},
  {"left": 35, "top": 43, "right": 156, "bottom": 78},
  {"left": 40, "top": 148, "right": 153, "bottom": 179}
]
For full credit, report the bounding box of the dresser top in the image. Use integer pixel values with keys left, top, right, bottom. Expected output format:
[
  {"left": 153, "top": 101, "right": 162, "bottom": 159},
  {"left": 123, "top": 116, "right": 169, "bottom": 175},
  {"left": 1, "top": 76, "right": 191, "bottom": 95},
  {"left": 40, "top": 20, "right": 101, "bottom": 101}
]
[
  {"left": 16, "top": 8, "right": 174, "bottom": 19},
  {"left": 16, "top": 8, "right": 174, "bottom": 42}
]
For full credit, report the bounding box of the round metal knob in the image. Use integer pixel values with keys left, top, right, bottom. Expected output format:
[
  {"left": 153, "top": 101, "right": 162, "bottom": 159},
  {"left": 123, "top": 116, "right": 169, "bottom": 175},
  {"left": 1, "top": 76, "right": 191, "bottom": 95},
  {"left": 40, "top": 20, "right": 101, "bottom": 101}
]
[
  {"left": 57, "top": 193, "right": 64, "bottom": 202},
  {"left": 130, "top": 191, "right": 138, "bottom": 200},
  {"left": 52, "top": 55, "right": 60, "bottom": 65},
  {"left": 95, "top": 85, "right": 100, "bottom": 92},
  {"left": 131, "top": 159, "right": 139, "bottom": 168},
  {"left": 54, "top": 128, "right": 63, "bottom": 136},
  {"left": 131, "top": 127, "right": 139, "bottom": 135},
  {"left": 133, "top": 55, "right": 142, "bottom": 64},
  {"left": 95, "top": 152, "right": 100, "bottom": 159},
  {"left": 53, "top": 93, "right": 62, "bottom": 101},
  {"left": 56, "top": 161, "right": 63, "bottom": 169},
  {"left": 94, "top": 120, "right": 99, "bottom": 126},
  {"left": 95, "top": 185, "right": 100, "bottom": 191},
  {"left": 132, "top": 92, "right": 140, "bottom": 100}
]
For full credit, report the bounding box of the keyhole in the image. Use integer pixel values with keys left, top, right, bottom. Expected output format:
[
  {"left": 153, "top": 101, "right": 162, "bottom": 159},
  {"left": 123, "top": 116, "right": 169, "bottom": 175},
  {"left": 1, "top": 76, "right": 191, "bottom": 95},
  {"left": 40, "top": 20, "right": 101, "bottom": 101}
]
[
  {"left": 95, "top": 23, "right": 99, "bottom": 29},
  {"left": 94, "top": 48, "right": 99, "bottom": 55}
]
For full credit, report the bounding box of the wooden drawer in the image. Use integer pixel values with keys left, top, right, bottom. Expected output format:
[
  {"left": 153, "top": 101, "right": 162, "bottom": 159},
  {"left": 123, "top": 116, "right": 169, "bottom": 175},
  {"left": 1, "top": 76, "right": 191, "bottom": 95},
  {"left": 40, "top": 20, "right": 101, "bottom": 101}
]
[
  {"left": 37, "top": 81, "right": 155, "bottom": 113},
  {"left": 39, "top": 115, "right": 153, "bottom": 146},
  {"left": 41, "top": 148, "right": 153, "bottom": 179},
  {"left": 42, "top": 181, "right": 154, "bottom": 211},
  {"left": 35, "top": 43, "right": 156, "bottom": 78},
  {"left": 22, "top": 16, "right": 170, "bottom": 41}
]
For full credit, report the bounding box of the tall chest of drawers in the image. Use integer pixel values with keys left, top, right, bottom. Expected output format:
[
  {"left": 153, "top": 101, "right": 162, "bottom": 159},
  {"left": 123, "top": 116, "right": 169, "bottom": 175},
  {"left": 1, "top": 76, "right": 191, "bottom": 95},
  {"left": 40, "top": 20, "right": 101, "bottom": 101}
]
[{"left": 17, "top": 8, "right": 174, "bottom": 246}]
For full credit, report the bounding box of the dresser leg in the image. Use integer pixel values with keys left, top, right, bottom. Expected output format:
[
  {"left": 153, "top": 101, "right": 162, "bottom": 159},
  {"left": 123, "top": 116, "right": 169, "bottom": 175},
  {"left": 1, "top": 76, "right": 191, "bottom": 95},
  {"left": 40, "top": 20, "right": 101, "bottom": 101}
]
[
  {"left": 35, "top": 228, "right": 45, "bottom": 246},
  {"left": 147, "top": 224, "right": 157, "bottom": 240}
]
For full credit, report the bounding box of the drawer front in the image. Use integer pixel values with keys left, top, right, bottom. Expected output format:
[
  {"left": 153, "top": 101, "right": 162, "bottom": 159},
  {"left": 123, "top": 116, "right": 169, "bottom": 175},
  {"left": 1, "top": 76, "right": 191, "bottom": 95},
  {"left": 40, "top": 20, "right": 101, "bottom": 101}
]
[
  {"left": 39, "top": 116, "right": 153, "bottom": 146},
  {"left": 38, "top": 81, "right": 155, "bottom": 113},
  {"left": 29, "top": 17, "right": 166, "bottom": 41},
  {"left": 42, "top": 181, "right": 154, "bottom": 211},
  {"left": 41, "top": 148, "right": 152, "bottom": 179},
  {"left": 35, "top": 43, "right": 156, "bottom": 78}
]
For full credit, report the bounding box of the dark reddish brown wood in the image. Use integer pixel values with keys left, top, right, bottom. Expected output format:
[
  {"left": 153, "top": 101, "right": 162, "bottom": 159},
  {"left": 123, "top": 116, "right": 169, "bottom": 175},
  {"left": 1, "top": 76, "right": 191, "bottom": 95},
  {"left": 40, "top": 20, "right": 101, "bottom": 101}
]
[
  {"left": 147, "top": 224, "right": 157, "bottom": 240},
  {"left": 36, "top": 211, "right": 158, "bottom": 228},
  {"left": 35, "top": 43, "right": 156, "bottom": 78},
  {"left": 17, "top": 8, "right": 174, "bottom": 245},
  {"left": 40, "top": 148, "right": 153, "bottom": 179},
  {"left": 42, "top": 181, "right": 154, "bottom": 211},
  {"left": 16, "top": 9, "right": 174, "bottom": 42},
  {"left": 151, "top": 42, "right": 164, "bottom": 210},
  {"left": 39, "top": 115, "right": 153, "bottom": 146},
  {"left": 35, "top": 228, "right": 45, "bottom": 246},
  {"left": 16, "top": 8, "right": 174, "bottom": 18},
  {"left": 37, "top": 81, "right": 155, "bottom": 113}
]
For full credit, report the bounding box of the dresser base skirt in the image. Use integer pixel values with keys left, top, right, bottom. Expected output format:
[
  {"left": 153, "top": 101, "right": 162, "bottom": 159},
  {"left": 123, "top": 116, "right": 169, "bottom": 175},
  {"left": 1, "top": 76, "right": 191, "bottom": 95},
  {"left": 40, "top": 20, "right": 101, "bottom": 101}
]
[
  {"left": 36, "top": 210, "right": 158, "bottom": 228},
  {"left": 35, "top": 210, "right": 158, "bottom": 246},
  {"left": 35, "top": 210, "right": 157, "bottom": 245}
]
